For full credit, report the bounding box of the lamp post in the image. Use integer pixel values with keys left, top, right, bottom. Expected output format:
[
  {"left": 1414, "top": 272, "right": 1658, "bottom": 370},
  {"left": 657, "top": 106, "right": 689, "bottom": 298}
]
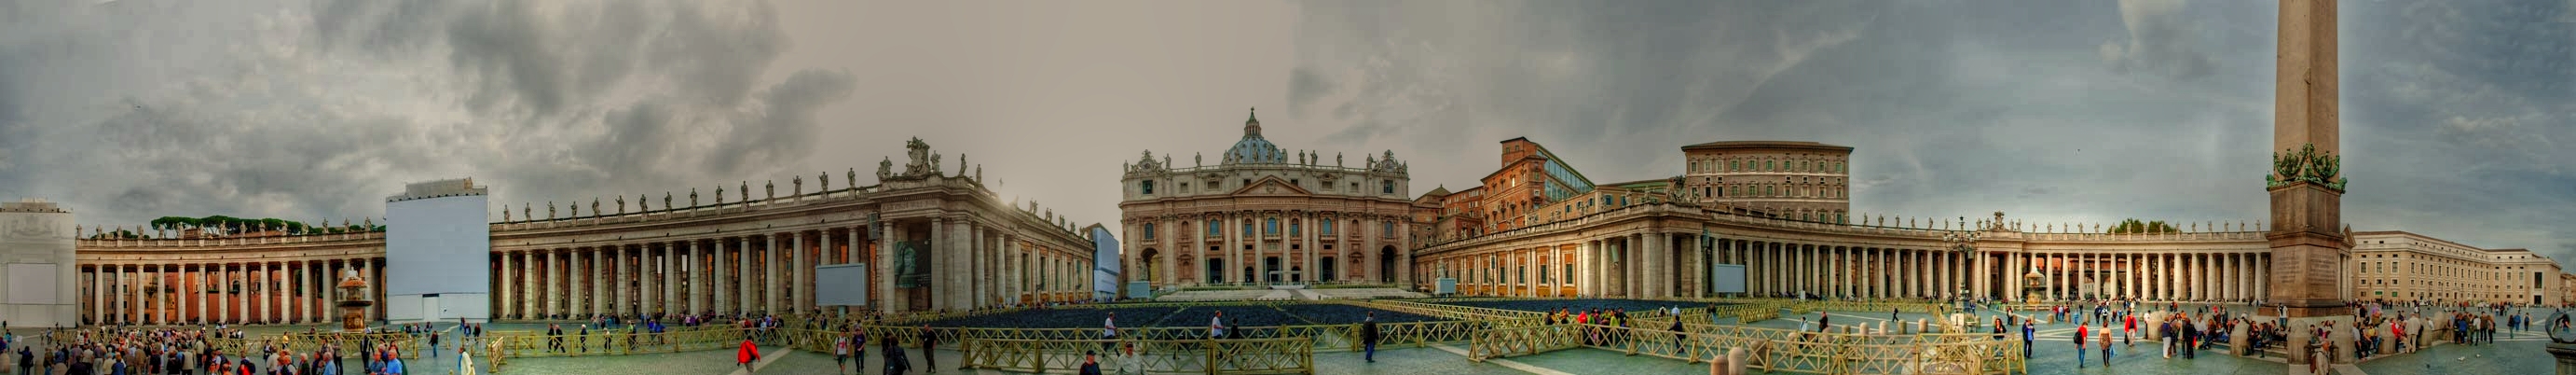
[{"left": 1942, "top": 224, "right": 1982, "bottom": 305}]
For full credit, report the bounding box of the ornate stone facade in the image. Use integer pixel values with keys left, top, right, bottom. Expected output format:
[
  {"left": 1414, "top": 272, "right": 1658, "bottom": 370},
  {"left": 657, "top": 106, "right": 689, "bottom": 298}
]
[
  {"left": 1407, "top": 136, "right": 2565, "bottom": 307},
  {"left": 1117, "top": 109, "right": 1418, "bottom": 295},
  {"left": 66, "top": 138, "right": 1094, "bottom": 326}
]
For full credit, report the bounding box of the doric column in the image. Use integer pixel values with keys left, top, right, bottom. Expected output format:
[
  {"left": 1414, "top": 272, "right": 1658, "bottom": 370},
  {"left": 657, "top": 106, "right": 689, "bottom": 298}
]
[
  {"left": 763, "top": 233, "right": 780, "bottom": 313},
  {"left": 733, "top": 236, "right": 749, "bottom": 313},
  {"left": 585, "top": 246, "right": 600, "bottom": 317},
  {"left": 692, "top": 241, "right": 708, "bottom": 315},
  {"left": 550, "top": 249, "right": 565, "bottom": 319}
]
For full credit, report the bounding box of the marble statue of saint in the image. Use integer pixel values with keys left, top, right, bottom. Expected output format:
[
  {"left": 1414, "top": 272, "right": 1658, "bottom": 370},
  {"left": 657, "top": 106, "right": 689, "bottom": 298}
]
[
  {"left": 878, "top": 158, "right": 895, "bottom": 181},
  {"left": 691, "top": 188, "right": 701, "bottom": 207}
]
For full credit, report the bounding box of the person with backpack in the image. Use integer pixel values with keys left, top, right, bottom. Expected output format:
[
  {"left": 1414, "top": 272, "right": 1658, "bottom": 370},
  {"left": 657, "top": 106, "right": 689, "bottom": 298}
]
[
  {"left": 2075, "top": 324, "right": 2090, "bottom": 368},
  {"left": 882, "top": 337, "right": 910, "bottom": 375}
]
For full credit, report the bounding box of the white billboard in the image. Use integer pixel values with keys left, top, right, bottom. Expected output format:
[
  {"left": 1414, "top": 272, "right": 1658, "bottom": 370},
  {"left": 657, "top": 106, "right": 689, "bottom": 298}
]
[
  {"left": 385, "top": 179, "right": 492, "bottom": 322},
  {"left": 1710, "top": 264, "right": 1747, "bottom": 294},
  {"left": 815, "top": 263, "right": 869, "bottom": 306}
]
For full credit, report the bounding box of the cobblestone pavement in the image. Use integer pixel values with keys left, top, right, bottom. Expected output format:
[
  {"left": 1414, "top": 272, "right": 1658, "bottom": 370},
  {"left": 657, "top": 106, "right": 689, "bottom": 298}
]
[{"left": 7, "top": 305, "right": 2562, "bottom": 374}]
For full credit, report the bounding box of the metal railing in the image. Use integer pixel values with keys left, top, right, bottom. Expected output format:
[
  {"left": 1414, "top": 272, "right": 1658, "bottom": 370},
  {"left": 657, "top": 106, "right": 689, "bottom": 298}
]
[{"left": 962, "top": 337, "right": 1314, "bottom": 374}]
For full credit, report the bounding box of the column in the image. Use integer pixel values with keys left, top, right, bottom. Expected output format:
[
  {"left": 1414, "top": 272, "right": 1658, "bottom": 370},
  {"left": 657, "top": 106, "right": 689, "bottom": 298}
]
[
  {"left": 765, "top": 233, "right": 782, "bottom": 313},
  {"left": 597, "top": 246, "right": 611, "bottom": 316},
  {"left": 805, "top": 231, "right": 819, "bottom": 311},
  {"left": 651, "top": 243, "right": 667, "bottom": 315},
  {"left": 736, "top": 236, "right": 753, "bottom": 312},
  {"left": 1220, "top": 215, "right": 1235, "bottom": 285},
  {"left": 693, "top": 241, "right": 709, "bottom": 315},
  {"left": 874, "top": 224, "right": 895, "bottom": 312}
]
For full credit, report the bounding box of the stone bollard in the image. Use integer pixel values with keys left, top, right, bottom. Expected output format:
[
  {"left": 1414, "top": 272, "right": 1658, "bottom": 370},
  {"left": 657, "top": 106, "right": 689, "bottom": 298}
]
[
  {"left": 2229, "top": 323, "right": 2247, "bottom": 355},
  {"left": 1727, "top": 347, "right": 1750, "bottom": 375},
  {"left": 2330, "top": 320, "right": 2357, "bottom": 364},
  {"left": 1877, "top": 321, "right": 1887, "bottom": 335}
]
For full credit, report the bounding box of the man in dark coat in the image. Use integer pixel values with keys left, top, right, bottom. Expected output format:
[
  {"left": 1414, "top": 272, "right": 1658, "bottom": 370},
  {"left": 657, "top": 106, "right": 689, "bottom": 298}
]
[{"left": 1361, "top": 312, "right": 1382, "bottom": 363}]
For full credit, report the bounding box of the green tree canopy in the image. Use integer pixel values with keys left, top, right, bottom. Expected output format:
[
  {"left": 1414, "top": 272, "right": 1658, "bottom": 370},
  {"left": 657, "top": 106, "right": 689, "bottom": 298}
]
[{"left": 2107, "top": 218, "right": 2179, "bottom": 234}]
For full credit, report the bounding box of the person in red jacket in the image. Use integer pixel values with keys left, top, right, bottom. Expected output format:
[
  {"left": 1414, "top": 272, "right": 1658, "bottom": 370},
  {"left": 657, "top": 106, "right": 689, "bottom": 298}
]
[{"left": 738, "top": 339, "right": 761, "bottom": 372}]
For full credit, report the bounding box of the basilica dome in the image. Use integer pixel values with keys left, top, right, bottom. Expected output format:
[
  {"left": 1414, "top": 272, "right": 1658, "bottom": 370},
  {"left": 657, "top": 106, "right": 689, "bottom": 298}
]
[{"left": 1223, "top": 108, "right": 1285, "bottom": 164}]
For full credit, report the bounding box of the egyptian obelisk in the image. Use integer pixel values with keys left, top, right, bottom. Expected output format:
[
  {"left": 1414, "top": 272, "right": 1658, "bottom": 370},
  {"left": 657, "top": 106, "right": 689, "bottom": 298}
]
[
  {"left": 2269, "top": 0, "right": 2358, "bottom": 368},
  {"left": 2266, "top": 0, "right": 2348, "bottom": 318}
]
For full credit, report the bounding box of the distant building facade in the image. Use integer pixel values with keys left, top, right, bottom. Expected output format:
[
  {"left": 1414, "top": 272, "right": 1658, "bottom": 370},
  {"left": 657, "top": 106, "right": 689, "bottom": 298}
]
[
  {"left": 1118, "top": 109, "right": 1417, "bottom": 295},
  {"left": 2350, "top": 231, "right": 2565, "bottom": 304},
  {"left": 1680, "top": 141, "right": 1854, "bottom": 222}
]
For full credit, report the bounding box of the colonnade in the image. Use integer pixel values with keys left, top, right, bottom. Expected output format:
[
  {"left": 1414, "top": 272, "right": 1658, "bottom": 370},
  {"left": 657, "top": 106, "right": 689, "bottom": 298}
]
[
  {"left": 1724, "top": 238, "right": 2272, "bottom": 302},
  {"left": 1432, "top": 230, "right": 1700, "bottom": 299},
  {"left": 496, "top": 228, "right": 856, "bottom": 320},
  {"left": 82, "top": 258, "right": 382, "bottom": 326},
  {"left": 491, "top": 220, "right": 1091, "bottom": 319}
]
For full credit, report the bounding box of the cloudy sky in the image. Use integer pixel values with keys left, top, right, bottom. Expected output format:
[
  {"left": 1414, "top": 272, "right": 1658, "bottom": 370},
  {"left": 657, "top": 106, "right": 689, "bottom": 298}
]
[{"left": 4, "top": 1, "right": 2571, "bottom": 266}]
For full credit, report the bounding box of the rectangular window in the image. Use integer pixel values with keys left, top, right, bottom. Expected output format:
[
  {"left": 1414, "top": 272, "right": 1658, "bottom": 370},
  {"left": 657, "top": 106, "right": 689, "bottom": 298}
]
[
  {"left": 1382, "top": 221, "right": 1395, "bottom": 238},
  {"left": 1208, "top": 220, "right": 1221, "bottom": 235},
  {"left": 1142, "top": 180, "right": 1156, "bottom": 194},
  {"left": 1143, "top": 223, "right": 1156, "bottom": 240},
  {"left": 1322, "top": 220, "right": 1336, "bottom": 235},
  {"left": 1265, "top": 218, "right": 1280, "bottom": 235}
]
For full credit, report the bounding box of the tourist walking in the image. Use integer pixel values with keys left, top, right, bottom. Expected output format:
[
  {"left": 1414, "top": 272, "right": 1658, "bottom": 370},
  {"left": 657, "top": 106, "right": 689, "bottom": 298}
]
[
  {"left": 835, "top": 334, "right": 852, "bottom": 375},
  {"left": 1361, "top": 312, "right": 1381, "bottom": 363},
  {"left": 883, "top": 337, "right": 911, "bottom": 375},
  {"left": 736, "top": 339, "right": 760, "bottom": 373},
  {"left": 2075, "top": 324, "right": 2090, "bottom": 368},
  {"left": 2099, "top": 325, "right": 2115, "bottom": 367},
  {"left": 2019, "top": 322, "right": 2034, "bottom": 358},
  {"left": 921, "top": 325, "right": 939, "bottom": 373},
  {"left": 1077, "top": 351, "right": 1103, "bottom": 375}
]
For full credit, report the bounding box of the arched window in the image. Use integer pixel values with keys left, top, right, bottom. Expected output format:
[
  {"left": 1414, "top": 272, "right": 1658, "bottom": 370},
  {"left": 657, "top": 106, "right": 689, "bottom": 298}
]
[
  {"left": 1382, "top": 180, "right": 1395, "bottom": 194},
  {"left": 1143, "top": 223, "right": 1157, "bottom": 240},
  {"left": 1288, "top": 219, "right": 1300, "bottom": 236},
  {"left": 1265, "top": 218, "right": 1280, "bottom": 235},
  {"left": 1208, "top": 219, "right": 1222, "bottom": 235}
]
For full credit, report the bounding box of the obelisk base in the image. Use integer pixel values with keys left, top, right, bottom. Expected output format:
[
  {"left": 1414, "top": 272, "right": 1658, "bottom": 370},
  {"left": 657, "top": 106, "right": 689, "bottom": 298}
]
[{"left": 2547, "top": 341, "right": 2576, "bottom": 375}]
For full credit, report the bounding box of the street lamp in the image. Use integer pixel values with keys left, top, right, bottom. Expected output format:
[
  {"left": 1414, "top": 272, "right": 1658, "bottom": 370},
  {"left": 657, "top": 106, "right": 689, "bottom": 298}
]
[{"left": 1942, "top": 223, "right": 1981, "bottom": 304}]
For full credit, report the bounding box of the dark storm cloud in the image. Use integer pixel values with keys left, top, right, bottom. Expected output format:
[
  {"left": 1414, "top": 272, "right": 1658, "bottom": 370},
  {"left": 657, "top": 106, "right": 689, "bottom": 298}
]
[
  {"left": 0, "top": 0, "right": 851, "bottom": 228},
  {"left": 1290, "top": 1, "right": 2576, "bottom": 266}
]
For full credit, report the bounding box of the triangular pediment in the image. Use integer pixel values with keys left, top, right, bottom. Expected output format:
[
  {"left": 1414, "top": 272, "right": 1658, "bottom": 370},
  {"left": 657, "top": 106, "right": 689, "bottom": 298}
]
[{"left": 1228, "top": 176, "right": 1315, "bottom": 196}]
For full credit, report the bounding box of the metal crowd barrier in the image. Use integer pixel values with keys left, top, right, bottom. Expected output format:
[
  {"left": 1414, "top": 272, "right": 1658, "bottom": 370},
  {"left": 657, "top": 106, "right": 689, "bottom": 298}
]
[{"left": 961, "top": 336, "right": 1314, "bottom": 375}]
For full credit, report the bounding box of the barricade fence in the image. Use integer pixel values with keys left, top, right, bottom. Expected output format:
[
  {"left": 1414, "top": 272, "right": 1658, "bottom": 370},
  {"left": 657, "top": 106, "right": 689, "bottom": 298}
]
[{"left": 961, "top": 336, "right": 1314, "bottom": 375}]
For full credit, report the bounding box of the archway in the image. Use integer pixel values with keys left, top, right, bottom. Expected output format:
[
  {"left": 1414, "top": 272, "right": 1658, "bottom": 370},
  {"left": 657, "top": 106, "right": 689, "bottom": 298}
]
[
  {"left": 1379, "top": 246, "right": 1398, "bottom": 284},
  {"left": 1204, "top": 257, "right": 1224, "bottom": 285},
  {"left": 1139, "top": 248, "right": 1159, "bottom": 285},
  {"left": 1320, "top": 257, "right": 1336, "bottom": 283}
]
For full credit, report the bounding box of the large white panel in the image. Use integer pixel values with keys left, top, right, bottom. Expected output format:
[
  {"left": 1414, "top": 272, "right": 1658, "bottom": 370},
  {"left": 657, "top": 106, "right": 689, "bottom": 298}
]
[
  {"left": 386, "top": 195, "right": 491, "bottom": 296},
  {"left": 1711, "top": 264, "right": 1747, "bottom": 294},
  {"left": 386, "top": 295, "right": 424, "bottom": 322},
  {"left": 7, "top": 263, "right": 58, "bottom": 304},
  {"left": 815, "top": 264, "right": 869, "bottom": 306}
]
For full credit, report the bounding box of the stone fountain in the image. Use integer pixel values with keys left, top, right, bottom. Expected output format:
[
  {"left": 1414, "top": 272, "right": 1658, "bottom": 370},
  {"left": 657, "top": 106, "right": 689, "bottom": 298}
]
[{"left": 336, "top": 268, "right": 374, "bottom": 332}]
